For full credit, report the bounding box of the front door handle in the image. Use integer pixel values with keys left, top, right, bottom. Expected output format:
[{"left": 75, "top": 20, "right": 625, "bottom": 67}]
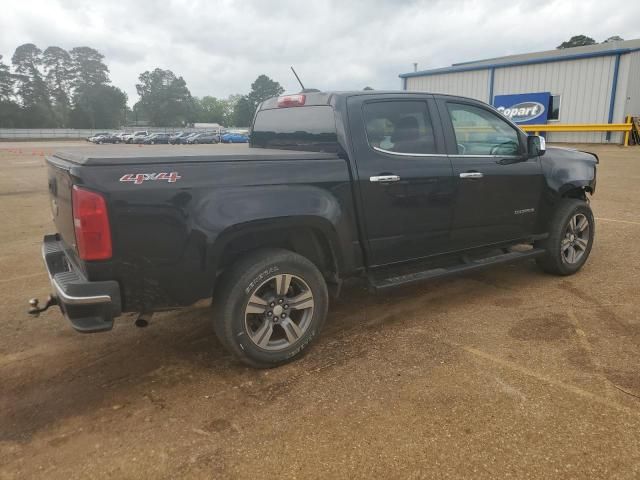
[
  {"left": 370, "top": 175, "right": 401, "bottom": 183},
  {"left": 459, "top": 172, "right": 484, "bottom": 179}
]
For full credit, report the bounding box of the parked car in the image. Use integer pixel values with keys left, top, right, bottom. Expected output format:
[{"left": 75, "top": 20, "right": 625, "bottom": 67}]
[
  {"left": 169, "top": 132, "right": 192, "bottom": 144},
  {"left": 87, "top": 132, "right": 109, "bottom": 142},
  {"left": 132, "top": 133, "right": 152, "bottom": 144},
  {"left": 143, "top": 133, "right": 171, "bottom": 144},
  {"left": 32, "top": 90, "right": 598, "bottom": 368},
  {"left": 91, "top": 134, "right": 119, "bottom": 144},
  {"left": 123, "top": 131, "right": 149, "bottom": 143},
  {"left": 168, "top": 132, "right": 183, "bottom": 142},
  {"left": 96, "top": 133, "right": 123, "bottom": 144},
  {"left": 185, "top": 132, "right": 204, "bottom": 145},
  {"left": 175, "top": 133, "right": 199, "bottom": 144},
  {"left": 221, "top": 132, "right": 249, "bottom": 143},
  {"left": 189, "top": 132, "right": 219, "bottom": 144}
]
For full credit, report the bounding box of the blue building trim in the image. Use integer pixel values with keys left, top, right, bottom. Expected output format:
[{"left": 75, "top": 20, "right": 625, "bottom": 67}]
[
  {"left": 606, "top": 53, "right": 622, "bottom": 141},
  {"left": 488, "top": 67, "right": 495, "bottom": 104},
  {"left": 399, "top": 47, "right": 640, "bottom": 79}
]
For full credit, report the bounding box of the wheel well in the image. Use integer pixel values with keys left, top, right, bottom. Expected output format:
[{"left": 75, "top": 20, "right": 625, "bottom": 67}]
[
  {"left": 216, "top": 226, "right": 338, "bottom": 280},
  {"left": 562, "top": 186, "right": 590, "bottom": 201}
]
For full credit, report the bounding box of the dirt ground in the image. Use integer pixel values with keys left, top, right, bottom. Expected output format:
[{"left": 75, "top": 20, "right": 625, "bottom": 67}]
[{"left": 0, "top": 141, "right": 639, "bottom": 479}]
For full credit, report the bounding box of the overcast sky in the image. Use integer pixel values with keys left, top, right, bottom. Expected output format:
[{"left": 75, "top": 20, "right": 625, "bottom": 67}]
[{"left": 2, "top": 0, "right": 639, "bottom": 105}]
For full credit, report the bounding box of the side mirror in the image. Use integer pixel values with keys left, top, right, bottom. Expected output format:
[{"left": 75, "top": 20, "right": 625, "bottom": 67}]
[{"left": 527, "top": 135, "right": 546, "bottom": 157}]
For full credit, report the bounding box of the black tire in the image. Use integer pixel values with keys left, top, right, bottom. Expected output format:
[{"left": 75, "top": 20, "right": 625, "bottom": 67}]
[
  {"left": 213, "top": 248, "right": 329, "bottom": 368},
  {"left": 535, "top": 198, "right": 594, "bottom": 275}
]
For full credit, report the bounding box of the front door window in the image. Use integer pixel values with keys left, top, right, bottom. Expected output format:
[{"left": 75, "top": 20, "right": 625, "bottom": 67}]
[{"left": 447, "top": 103, "right": 521, "bottom": 156}]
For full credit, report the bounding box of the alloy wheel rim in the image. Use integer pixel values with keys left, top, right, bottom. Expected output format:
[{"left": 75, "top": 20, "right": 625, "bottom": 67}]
[
  {"left": 244, "top": 274, "right": 314, "bottom": 351},
  {"left": 561, "top": 213, "right": 590, "bottom": 264}
]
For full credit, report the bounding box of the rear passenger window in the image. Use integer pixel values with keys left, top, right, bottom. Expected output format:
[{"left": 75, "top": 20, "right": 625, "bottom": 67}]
[
  {"left": 363, "top": 101, "right": 437, "bottom": 155},
  {"left": 251, "top": 106, "right": 338, "bottom": 152},
  {"left": 447, "top": 103, "right": 521, "bottom": 156}
]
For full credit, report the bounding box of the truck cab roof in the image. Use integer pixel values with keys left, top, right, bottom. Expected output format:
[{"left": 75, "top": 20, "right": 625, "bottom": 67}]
[{"left": 257, "top": 90, "right": 468, "bottom": 110}]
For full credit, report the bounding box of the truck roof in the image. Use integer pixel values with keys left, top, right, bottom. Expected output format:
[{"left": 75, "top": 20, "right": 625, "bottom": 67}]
[
  {"left": 257, "top": 90, "right": 458, "bottom": 110},
  {"left": 50, "top": 144, "right": 337, "bottom": 166}
]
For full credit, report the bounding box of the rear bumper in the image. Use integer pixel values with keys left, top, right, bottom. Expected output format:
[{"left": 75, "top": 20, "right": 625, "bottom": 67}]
[{"left": 42, "top": 234, "right": 121, "bottom": 333}]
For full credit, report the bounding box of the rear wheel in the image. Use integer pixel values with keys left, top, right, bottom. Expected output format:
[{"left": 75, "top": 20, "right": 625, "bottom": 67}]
[
  {"left": 213, "top": 248, "right": 328, "bottom": 368},
  {"left": 535, "top": 199, "right": 594, "bottom": 275}
]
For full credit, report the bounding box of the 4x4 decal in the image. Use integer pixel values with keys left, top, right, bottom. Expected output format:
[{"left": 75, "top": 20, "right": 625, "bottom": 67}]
[{"left": 119, "top": 172, "right": 181, "bottom": 184}]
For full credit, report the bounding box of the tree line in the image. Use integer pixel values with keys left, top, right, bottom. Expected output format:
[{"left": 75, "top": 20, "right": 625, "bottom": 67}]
[
  {"left": 557, "top": 34, "right": 624, "bottom": 49},
  {"left": 0, "top": 44, "right": 126, "bottom": 128},
  {"left": 134, "top": 68, "right": 283, "bottom": 127},
  {"left": 0, "top": 43, "right": 284, "bottom": 128}
]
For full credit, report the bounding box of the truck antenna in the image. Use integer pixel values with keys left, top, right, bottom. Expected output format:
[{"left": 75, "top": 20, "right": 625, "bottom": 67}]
[{"left": 290, "top": 66, "right": 305, "bottom": 91}]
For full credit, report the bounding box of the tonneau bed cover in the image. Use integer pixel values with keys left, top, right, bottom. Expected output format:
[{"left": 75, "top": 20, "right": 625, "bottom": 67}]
[{"left": 50, "top": 144, "right": 338, "bottom": 166}]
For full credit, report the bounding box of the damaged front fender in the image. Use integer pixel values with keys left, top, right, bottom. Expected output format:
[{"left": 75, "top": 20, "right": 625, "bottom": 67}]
[{"left": 541, "top": 146, "right": 598, "bottom": 196}]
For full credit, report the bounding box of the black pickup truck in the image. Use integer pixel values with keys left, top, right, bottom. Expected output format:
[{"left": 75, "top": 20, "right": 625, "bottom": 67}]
[{"left": 32, "top": 91, "right": 597, "bottom": 367}]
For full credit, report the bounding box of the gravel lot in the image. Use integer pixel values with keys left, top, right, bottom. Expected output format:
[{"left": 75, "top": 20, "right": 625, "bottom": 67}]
[{"left": 0, "top": 141, "right": 639, "bottom": 479}]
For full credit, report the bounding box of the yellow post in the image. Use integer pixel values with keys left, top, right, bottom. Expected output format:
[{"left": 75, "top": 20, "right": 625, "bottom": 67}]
[{"left": 624, "top": 115, "right": 631, "bottom": 147}]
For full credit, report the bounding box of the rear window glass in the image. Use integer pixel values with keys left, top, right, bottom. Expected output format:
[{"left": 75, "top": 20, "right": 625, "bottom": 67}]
[{"left": 251, "top": 106, "right": 338, "bottom": 152}]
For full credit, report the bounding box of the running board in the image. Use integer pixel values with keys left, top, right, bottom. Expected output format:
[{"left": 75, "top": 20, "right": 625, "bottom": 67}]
[{"left": 369, "top": 248, "right": 546, "bottom": 292}]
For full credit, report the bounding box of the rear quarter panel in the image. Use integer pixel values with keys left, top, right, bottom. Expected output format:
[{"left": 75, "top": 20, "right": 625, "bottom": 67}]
[{"left": 75, "top": 158, "right": 359, "bottom": 311}]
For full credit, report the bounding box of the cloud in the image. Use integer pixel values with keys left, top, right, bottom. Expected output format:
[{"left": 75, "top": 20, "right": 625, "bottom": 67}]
[{"left": 1, "top": 0, "right": 639, "bottom": 105}]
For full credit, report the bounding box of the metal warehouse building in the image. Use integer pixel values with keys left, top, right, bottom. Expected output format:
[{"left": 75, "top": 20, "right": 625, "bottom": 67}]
[{"left": 399, "top": 39, "right": 640, "bottom": 143}]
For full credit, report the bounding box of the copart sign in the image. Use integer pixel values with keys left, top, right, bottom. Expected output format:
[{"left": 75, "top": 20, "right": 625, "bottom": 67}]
[{"left": 493, "top": 92, "right": 550, "bottom": 125}]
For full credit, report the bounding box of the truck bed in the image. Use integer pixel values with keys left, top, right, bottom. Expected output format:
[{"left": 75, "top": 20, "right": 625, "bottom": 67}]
[
  {"left": 51, "top": 144, "right": 338, "bottom": 166},
  {"left": 44, "top": 142, "right": 359, "bottom": 313}
]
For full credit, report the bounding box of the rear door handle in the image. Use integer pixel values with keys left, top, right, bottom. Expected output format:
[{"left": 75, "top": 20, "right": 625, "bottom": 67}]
[
  {"left": 459, "top": 172, "right": 484, "bottom": 179},
  {"left": 370, "top": 175, "right": 401, "bottom": 183}
]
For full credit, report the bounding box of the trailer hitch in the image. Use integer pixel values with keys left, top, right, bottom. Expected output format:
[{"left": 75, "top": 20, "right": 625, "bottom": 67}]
[{"left": 28, "top": 296, "right": 58, "bottom": 317}]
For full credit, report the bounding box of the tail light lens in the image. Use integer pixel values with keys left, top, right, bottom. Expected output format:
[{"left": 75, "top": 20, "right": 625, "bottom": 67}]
[
  {"left": 72, "top": 186, "right": 112, "bottom": 260},
  {"left": 277, "top": 94, "right": 306, "bottom": 107}
]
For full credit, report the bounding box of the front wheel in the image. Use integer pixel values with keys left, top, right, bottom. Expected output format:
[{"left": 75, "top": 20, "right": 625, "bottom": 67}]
[
  {"left": 535, "top": 199, "right": 595, "bottom": 275},
  {"left": 213, "top": 248, "right": 328, "bottom": 368}
]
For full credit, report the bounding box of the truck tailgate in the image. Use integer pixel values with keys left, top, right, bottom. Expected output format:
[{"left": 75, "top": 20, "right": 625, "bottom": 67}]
[{"left": 47, "top": 157, "right": 76, "bottom": 250}]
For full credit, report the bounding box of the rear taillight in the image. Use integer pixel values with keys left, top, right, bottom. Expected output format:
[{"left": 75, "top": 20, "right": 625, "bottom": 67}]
[
  {"left": 72, "top": 186, "right": 112, "bottom": 261},
  {"left": 277, "top": 94, "right": 306, "bottom": 107}
]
